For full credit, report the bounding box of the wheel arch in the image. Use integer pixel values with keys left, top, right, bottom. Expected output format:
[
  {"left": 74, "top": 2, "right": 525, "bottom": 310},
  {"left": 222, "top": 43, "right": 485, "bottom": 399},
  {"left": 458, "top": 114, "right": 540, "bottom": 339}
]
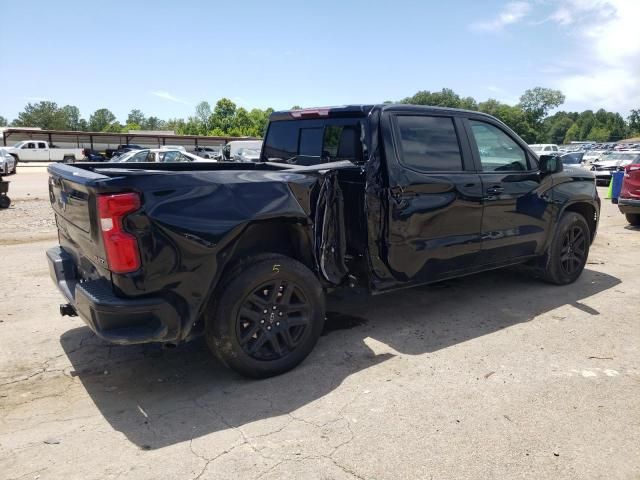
[{"left": 561, "top": 201, "right": 598, "bottom": 243}]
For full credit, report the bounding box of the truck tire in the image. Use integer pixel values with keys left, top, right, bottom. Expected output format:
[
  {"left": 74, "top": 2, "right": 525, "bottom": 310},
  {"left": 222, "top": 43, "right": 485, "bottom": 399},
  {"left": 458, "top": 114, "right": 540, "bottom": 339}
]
[
  {"left": 0, "top": 195, "right": 10, "bottom": 209},
  {"left": 626, "top": 213, "right": 640, "bottom": 226},
  {"left": 539, "top": 212, "right": 590, "bottom": 285},
  {"left": 63, "top": 156, "right": 74, "bottom": 164},
  {"left": 206, "top": 254, "right": 325, "bottom": 378}
]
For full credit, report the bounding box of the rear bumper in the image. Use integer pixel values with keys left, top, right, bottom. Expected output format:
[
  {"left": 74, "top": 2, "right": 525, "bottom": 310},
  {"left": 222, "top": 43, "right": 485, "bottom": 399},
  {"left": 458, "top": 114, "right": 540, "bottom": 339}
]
[
  {"left": 618, "top": 198, "right": 640, "bottom": 215},
  {"left": 47, "top": 246, "right": 181, "bottom": 345}
]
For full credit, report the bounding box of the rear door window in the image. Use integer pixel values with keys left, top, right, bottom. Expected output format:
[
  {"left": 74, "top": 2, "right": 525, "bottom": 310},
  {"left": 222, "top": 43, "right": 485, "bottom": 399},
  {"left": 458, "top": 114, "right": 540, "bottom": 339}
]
[
  {"left": 393, "top": 115, "right": 463, "bottom": 172},
  {"left": 263, "top": 122, "right": 298, "bottom": 161},
  {"left": 263, "top": 119, "right": 363, "bottom": 165},
  {"left": 299, "top": 128, "right": 323, "bottom": 158}
]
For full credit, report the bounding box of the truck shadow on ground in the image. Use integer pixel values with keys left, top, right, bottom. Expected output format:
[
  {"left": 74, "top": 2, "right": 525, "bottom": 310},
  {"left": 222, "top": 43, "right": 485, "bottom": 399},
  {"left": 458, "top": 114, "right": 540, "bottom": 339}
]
[{"left": 60, "top": 267, "right": 619, "bottom": 449}]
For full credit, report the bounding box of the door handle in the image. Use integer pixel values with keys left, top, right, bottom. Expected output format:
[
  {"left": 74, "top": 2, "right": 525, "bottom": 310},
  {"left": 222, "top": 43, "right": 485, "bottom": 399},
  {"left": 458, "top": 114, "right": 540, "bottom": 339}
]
[{"left": 486, "top": 186, "right": 504, "bottom": 195}]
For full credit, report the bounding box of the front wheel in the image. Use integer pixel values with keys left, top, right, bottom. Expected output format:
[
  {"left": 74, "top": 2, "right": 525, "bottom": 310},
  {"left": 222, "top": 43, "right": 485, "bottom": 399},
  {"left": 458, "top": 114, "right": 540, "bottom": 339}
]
[
  {"left": 539, "top": 212, "right": 590, "bottom": 285},
  {"left": 626, "top": 213, "right": 640, "bottom": 226},
  {"left": 206, "top": 254, "right": 325, "bottom": 378},
  {"left": 0, "top": 195, "right": 11, "bottom": 209}
]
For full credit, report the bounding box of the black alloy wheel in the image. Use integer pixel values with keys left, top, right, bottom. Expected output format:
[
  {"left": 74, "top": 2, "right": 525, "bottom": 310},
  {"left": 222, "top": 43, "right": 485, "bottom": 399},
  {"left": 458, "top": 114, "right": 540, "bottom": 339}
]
[
  {"left": 559, "top": 225, "right": 586, "bottom": 276},
  {"left": 236, "top": 279, "right": 311, "bottom": 361}
]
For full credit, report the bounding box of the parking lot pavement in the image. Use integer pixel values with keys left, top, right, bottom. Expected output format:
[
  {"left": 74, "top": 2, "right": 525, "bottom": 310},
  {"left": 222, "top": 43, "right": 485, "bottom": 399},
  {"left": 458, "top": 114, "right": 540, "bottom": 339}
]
[{"left": 1, "top": 172, "right": 639, "bottom": 480}]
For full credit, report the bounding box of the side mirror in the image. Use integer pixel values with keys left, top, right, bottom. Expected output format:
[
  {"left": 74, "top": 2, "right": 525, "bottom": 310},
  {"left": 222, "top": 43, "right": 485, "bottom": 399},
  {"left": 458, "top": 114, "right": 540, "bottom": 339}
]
[{"left": 539, "top": 154, "right": 563, "bottom": 175}]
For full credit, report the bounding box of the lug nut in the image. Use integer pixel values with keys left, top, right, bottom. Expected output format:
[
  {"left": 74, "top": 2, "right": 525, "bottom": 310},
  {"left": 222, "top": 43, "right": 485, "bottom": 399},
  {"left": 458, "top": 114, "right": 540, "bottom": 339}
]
[
  {"left": 272, "top": 306, "right": 277, "bottom": 310},
  {"left": 279, "top": 286, "right": 284, "bottom": 291},
  {"left": 263, "top": 289, "right": 269, "bottom": 295},
  {"left": 276, "top": 322, "right": 280, "bottom": 326},
  {"left": 267, "top": 326, "right": 271, "bottom": 330},
  {"left": 277, "top": 292, "right": 283, "bottom": 297},
  {"left": 260, "top": 319, "right": 265, "bottom": 324},
  {"left": 263, "top": 309, "right": 268, "bottom": 314},
  {"left": 278, "top": 312, "right": 283, "bottom": 317}
]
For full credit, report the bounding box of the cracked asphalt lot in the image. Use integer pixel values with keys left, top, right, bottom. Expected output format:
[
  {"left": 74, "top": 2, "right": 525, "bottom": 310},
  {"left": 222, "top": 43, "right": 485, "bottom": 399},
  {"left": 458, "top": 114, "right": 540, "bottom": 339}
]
[{"left": 1, "top": 171, "right": 639, "bottom": 479}]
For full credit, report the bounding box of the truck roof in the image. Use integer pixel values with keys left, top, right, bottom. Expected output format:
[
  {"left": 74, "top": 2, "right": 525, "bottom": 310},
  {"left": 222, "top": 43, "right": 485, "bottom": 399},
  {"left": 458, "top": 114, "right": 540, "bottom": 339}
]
[{"left": 269, "top": 104, "right": 499, "bottom": 121}]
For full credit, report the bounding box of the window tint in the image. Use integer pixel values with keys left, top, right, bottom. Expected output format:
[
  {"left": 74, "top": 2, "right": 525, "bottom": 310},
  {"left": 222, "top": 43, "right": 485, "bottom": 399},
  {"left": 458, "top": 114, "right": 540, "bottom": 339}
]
[
  {"left": 263, "top": 121, "right": 298, "bottom": 161},
  {"left": 469, "top": 120, "right": 528, "bottom": 172},
  {"left": 324, "top": 125, "right": 362, "bottom": 162},
  {"left": 38, "top": 142, "right": 47, "bottom": 149},
  {"left": 299, "top": 128, "right": 323, "bottom": 157},
  {"left": 395, "top": 115, "right": 462, "bottom": 171},
  {"left": 26, "top": 142, "right": 36, "bottom": 149}
]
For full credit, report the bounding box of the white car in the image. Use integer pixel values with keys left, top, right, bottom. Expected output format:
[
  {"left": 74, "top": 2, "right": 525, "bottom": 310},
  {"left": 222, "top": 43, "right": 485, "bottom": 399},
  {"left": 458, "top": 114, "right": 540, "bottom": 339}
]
[
  {"left": 0, "top": 149, "right": 17, "bottom": 175},
  {"left": 1, "top": 140, "right": 84, "bottom": 163},
  {"left": 529, "top": 144, "right": 559, "bottom": 154},
  {"left": 222, "top": 140, "right": 263, "bottom": 162},
  {"left": 235, "top": 147, "right": 261, "bottom": 162},
  {"left": 591, "top": 151, "right": 640, "bottom": 184},
  {"left": 110, "top": 149, "right": 215, "bottom": 163}
]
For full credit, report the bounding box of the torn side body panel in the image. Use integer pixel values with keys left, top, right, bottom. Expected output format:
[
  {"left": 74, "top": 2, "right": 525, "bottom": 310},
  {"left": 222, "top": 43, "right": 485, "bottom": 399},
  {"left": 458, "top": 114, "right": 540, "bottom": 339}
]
[{"left": 313, "top": 170, "right": 348, "bottom": 285}]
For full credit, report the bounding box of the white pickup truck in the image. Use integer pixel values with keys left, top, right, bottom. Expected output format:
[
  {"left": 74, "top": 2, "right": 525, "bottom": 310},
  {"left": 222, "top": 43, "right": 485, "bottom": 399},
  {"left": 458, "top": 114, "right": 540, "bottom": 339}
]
[{"left": 1, "top": 141, "right": 85, "bottom": 163}]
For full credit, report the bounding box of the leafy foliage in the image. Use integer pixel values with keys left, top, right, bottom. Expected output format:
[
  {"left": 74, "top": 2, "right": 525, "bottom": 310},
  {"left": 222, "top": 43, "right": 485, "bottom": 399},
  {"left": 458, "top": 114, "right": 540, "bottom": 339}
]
[{"left": 3, "top": 91, "right": 638, "bottom": 144}]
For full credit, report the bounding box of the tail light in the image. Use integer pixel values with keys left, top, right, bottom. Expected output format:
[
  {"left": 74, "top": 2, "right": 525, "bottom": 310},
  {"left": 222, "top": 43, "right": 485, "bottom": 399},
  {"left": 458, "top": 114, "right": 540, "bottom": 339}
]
[{"left": 97, "top": 192, "right": 141, "bottom": 273}]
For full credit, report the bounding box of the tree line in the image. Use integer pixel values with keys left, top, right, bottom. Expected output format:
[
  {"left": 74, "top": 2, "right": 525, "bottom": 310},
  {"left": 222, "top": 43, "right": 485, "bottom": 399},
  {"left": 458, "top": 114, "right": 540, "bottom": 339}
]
[{"left": 1, "top": 87, "right": 639, "bottom": 144}]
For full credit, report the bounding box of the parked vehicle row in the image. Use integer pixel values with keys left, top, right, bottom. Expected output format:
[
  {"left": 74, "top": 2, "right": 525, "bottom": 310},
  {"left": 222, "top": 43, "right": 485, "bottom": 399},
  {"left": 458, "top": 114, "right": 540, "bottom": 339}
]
[
  {"left": 108, "top": 148, "right": 210, "bottom": 164},
  {"left": 47, "top": 104, "right": 600, "bottom": 378}
]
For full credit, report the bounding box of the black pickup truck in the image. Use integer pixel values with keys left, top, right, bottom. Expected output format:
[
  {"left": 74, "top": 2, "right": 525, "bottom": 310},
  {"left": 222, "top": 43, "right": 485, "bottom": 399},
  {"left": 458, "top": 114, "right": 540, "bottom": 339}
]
[{"left": 47, "top": 105, "right": 600, "bottom": 377}]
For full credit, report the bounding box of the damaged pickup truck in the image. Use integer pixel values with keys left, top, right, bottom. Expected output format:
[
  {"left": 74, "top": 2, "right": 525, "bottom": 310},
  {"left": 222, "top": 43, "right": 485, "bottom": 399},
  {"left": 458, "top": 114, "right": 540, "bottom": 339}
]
[{"left": 47, "top": 105, "right": 600, "bottom": 377}]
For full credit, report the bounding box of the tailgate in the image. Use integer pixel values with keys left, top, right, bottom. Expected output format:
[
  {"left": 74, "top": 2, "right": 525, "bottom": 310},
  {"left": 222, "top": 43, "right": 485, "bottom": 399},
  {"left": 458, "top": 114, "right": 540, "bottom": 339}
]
[{"left": 48, "top": 164, "right": 112, "bottom": 278}]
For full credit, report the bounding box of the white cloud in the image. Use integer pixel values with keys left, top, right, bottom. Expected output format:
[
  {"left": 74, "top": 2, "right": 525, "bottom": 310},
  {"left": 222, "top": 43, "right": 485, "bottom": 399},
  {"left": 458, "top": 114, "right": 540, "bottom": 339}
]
[
  {"left": 472, "top": 2, "right": 532, "bottom": 32},
  {"left": 150, "top": 90, "right": 191, "bottom": 106},
  {"left": 549, "top": 0, "right": 640, "bottom": 112}
]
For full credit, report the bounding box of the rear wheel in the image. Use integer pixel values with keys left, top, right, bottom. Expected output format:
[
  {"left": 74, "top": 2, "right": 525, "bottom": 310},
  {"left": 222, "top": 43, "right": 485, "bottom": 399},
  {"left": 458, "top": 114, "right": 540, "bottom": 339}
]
[
  {"left": 206, "top": 254, "right": 325, "bottom": 378},
  {"left": 539, "top": 212, "right": 590, "bottom": 285},
  {"left": 626, "top": 213, "right": 640, "bottom": 226},
  {"left": 0, "top": 195, "right": 11, "bottom": 209}
]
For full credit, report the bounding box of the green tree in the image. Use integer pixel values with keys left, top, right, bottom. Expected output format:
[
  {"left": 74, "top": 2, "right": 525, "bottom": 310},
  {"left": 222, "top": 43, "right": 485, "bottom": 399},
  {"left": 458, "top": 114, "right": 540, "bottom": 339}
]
[
  {"left": 588, "top": 125, "right": 611, "bottom": 142},
  {"left": 195, "top": 101, "right": 212, "bottom": 132},
  {"left": 401, "top": 88, "right": 474, "bottom": 109},
  {"left": 143, "top": 116, "right": 164, "bottom": 130},
  {"left": 563, "top": 123, "right": 580, "bottom": 144},
  {"left": 0, "top": 115, "right": 7, "bottom": 127},
  {"left": 60, "top": 105, "right": 82, "bottom": 130},
  {"left": 542, "top": 112, "right": 575, "bottom": 144},
  {"left": 102, "top": 122, "right": 123, "bottom": 133},
  {"left": 13, "top": 101, "right": 66, "bottom": 129},
  {"left": 518, "top": 87, "right": 565, "bottom": 125},
  {"left": 126, "top": 109, "right": 146, "bottom": 126},
  {"left": 89, "top": 108, "right": 117, "bottom": 132},
  {"left": 628, "top": 109, "right": 640, "bottom": 136},
  {"left": 210, "top": 98, "right": 237, "bottom": 134},
  {"left": 478, "top": 99, "right": 535, "bottom": 142}
]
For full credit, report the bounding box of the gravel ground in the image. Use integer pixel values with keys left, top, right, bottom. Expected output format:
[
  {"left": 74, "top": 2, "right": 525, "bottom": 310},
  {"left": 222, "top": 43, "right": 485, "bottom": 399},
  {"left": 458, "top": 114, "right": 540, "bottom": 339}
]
[{"left": 0, "top": 170, "right": 639, "bottom": 480}]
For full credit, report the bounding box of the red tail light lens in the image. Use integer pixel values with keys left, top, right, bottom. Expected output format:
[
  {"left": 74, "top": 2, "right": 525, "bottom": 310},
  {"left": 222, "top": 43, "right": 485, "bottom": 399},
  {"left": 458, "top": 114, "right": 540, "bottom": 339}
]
[{"left": 97, "top": 193, "right": 141, "bottom": 273}]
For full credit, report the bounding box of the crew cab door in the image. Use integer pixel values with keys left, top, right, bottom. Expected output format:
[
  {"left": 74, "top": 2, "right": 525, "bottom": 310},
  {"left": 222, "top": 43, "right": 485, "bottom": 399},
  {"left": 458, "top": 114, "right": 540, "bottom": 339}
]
[
  {"left": 36, "top": 142, "right": 50, "bottom": 161},
  {"left": 464, "top": 118, "right": 550, "bottom": 264},
  {"left": 381, "top": 112, "right": 483, "bottom": 285},
  {"left": 20, "top": 142, "right": 40, "bottom": 161}
]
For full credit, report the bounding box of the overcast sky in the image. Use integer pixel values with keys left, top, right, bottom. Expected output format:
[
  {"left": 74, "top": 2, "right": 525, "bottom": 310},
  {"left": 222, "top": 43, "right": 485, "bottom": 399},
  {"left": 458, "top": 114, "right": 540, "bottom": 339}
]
[{"left": 1, "top": 0, "right": 638, "bottom": 122}]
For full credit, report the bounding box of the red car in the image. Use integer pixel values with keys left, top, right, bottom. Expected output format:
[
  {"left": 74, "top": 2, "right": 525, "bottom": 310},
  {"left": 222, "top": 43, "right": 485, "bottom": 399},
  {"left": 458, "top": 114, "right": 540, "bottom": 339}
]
[{"left": 619, "top": 160, "right": 640, "bottom": 226}]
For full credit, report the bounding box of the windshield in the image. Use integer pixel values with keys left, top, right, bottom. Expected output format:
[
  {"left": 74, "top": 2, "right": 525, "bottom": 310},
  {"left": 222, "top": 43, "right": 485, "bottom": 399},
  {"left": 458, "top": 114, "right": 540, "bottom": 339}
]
[
  {"left": 12, "top": 142, "right": 24, "bottom": 148},
  {"left": 239, "top": 148, "right": 260, "bottom": 156},
  {"left": 530, "top": 146, "right": 543, "bottom": 153},
  {"left": 561, "top": 153, "right": 583, "bottom": 164}
]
